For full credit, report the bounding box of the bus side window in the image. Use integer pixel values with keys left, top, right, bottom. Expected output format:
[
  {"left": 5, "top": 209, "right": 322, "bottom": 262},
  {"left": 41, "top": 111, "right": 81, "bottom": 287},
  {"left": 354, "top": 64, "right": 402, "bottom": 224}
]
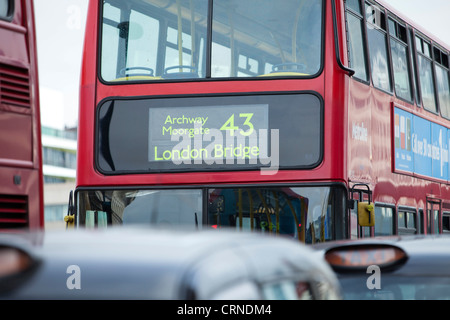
[
  {"left": 443, "top": 212, "right": 450, "bottom": 234},
  {"left": 365, "top": 1, "right": 392, "bottom": 93},
  {"left": 426, "top": 200, "right": 441, "bottom": 234},
  {"left": 416, "top": 35, "right": 438, "bottom": 113},
  {"left": 344, "top": 0, "right": 369, "bottom": 82},
  {"left": 409, "top": 29, "right": 421, "bottom": 106},
  {"left": 0, "top": 0, "right": 13, "bottom": 20},
  {"left": 374, "top": 204, "right": 395, "bottom": 236},
  {"left": 418, "top": 209, "right": 424, "bottom": 234},
  {"left": 398, "top": 208, "right": 417, "bottom": 235},
  {"left": 388, "top": 18, "right": 413, "bottom": 102},
  {"left": 433, "top": 47, "right": 450, "bottom": 119}
]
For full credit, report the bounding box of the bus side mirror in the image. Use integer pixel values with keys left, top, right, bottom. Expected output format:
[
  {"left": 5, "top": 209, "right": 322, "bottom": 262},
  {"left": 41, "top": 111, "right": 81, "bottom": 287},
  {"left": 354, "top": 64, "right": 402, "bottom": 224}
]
[
  {"left": 64, "top": 190, "right": 75, "bottom": 229},
  {"left": 358, "top": 202, "right": 375, "bottom": 227},
  {"left": 64, "top": 215, "right": 75, "bottom": 228}
]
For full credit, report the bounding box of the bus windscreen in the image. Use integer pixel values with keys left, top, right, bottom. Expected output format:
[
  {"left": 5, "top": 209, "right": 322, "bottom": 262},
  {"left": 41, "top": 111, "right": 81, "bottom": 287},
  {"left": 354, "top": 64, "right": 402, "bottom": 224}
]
[
  {"left": 100, "top": 0, "right": 323, "bottom": 81},
  {"left": 96, "top": 93, "right": 323, "bottom": 173},
  {"left": 76, "top": 185, "right": 338, "bottom": 244}
]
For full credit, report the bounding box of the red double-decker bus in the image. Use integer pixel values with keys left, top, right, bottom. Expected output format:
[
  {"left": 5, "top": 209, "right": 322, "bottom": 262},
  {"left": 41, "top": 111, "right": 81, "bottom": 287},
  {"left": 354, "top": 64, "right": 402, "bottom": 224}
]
[
  {"left": 0, "top": 0, "right": 43, "bottom": 231},
  {"left": 73, "top": 0, "right": 450, "bottom": 242}
]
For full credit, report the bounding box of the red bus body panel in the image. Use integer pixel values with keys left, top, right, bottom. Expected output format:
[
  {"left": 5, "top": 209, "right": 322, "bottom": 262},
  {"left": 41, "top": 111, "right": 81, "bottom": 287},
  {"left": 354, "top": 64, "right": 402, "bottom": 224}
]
[
  {"left": 78, "top": 0, "right": 345, "bottom": 188},
  {"left": 0, "top": 0, "right": 44, "bottom": 230}
]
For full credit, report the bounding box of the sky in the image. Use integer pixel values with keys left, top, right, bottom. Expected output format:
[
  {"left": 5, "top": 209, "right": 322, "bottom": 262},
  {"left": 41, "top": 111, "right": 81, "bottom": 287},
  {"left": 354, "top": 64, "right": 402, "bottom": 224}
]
[
  {"left": 384, "top": 0, "right": 450, "bottom": 47},
  {"left": 34, "top": 0, "right": 88, "bottom": 129},
  {"left": 33, "top": 0, "right": 450, "bottom": 130}
]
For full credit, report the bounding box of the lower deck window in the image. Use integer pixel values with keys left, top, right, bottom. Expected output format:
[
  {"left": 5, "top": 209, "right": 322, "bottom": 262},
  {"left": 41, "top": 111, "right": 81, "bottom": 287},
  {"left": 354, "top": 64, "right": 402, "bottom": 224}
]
[
  {"left": 443, "top": 213, "right": 450, "bottom": 233},
  {"left": 76, "top": 185, "right": 345, "bottom": 244},
  {"left": 374, "top": 205, "right": 394, "bottom": 236},
  {"left": 398, "top": 210, "right": 417, "bottom": 235}
]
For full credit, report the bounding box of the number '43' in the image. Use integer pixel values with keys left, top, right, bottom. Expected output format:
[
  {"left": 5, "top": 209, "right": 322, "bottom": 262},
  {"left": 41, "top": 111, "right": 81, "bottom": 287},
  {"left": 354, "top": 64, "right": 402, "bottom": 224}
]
[{"left": 220, "top": 113, "right": 254, "bottom": 136}]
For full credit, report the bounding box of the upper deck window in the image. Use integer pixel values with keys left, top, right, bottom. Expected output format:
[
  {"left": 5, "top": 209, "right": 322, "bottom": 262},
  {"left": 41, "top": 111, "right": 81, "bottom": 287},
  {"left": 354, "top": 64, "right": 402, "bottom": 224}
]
[
  {"left": 100, "top": 0, "right": 324, "bottom": 82},
  {"left": 0, "top": 0, "right": 13, "bottom": 20},
  {"left": 365, "top": 2, "right": 392, "bottom": 93},
  {"left": 433, "top": 47, "right": 450, "bottom": 119},
  {"left": 345, "top": 0, "right": 369, "bottom": 82},
  {"left": 416, "top": 35, "right": 437, "bottom": 113},
  {"left": 388, "top": 18, "right": 412, "bottom": 102}
]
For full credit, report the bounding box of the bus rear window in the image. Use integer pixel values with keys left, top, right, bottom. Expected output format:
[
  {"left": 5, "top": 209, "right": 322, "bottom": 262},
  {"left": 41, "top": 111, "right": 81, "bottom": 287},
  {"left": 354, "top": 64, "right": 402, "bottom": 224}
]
[
  {"left": 96, "top": 93, "right": 323, "bottom": 174},
  {"left": 100, "top": 0, "right": 323, "bottom": 81}
]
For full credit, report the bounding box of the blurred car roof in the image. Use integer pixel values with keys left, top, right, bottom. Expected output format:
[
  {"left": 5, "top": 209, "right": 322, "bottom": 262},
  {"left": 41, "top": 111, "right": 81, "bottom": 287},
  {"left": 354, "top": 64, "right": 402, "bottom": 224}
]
[
  {"left": 0, "top": 227, "right": 341, "bottom": 300},
  {"left": 314, "top": 235, "right": 450, "bottom": 300}
]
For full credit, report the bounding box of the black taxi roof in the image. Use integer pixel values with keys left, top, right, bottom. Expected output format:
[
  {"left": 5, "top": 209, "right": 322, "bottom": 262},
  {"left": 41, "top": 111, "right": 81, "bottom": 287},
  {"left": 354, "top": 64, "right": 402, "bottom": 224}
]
[
  {"left": 0, "top": 227, "right": 341, "bottom": 300},
  {"left": 315, "top": 235, "right": 450, "bottom": 276}
]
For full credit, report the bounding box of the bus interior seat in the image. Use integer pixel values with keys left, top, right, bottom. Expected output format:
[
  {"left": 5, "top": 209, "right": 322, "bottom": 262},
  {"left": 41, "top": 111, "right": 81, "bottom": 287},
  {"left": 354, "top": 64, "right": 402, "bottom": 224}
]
[{"left": 162, "top": 65, "right": 199, "bottom": 79}]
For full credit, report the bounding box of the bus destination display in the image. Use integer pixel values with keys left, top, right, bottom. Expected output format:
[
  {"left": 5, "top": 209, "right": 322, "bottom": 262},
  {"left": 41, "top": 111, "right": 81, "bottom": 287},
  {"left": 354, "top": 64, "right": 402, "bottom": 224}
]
[
  {"left": 96, "top": 93, "right": 323, "bottom": 174},
  {"left": 148, "top": 104, "right": 269, "bottom": 165}
]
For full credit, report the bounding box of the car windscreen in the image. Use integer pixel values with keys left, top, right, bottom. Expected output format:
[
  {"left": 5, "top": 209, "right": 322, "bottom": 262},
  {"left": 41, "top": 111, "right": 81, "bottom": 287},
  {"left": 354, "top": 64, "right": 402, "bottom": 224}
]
[{"left": 339, "top": 276, "right": 450, "bottom": 300}]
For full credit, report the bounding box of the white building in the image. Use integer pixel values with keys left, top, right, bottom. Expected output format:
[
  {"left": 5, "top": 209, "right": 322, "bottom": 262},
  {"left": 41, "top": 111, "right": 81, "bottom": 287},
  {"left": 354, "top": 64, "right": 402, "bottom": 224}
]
[{"left": 42, "top": 126, "right": 77, "bottom": 230}]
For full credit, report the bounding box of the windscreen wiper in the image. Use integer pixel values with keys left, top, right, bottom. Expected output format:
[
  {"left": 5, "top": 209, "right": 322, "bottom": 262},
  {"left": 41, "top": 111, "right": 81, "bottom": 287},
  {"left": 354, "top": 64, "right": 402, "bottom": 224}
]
[{"left": 195, "top": 212, "right": 199, "bottom": 230}]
